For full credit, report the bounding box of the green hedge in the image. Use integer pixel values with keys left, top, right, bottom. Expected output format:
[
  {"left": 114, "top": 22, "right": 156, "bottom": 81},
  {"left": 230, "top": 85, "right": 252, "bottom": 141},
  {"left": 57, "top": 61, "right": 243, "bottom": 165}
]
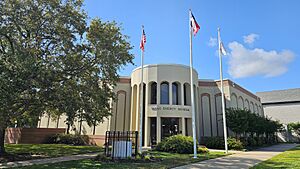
[
  {"left": 204, "top": 137, "right": 244, "bottom": 150},
  {"left": 227, "top": 137, "right": 243, "bottom": 150},
  {"left": 205, "top": 137, "right": 225, "bottom": 149},
  {"left": 46, "top": 133, "right": 90, "bottom": 146},
  {"left": 155, "top": 135, "right": 196, "bottom": 154}
]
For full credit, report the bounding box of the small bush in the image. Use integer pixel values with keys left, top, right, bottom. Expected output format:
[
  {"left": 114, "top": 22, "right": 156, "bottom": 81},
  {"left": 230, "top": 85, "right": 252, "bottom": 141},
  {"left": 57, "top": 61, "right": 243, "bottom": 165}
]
[
  {"left": 227, "top": 137, "right": 244, "bottom": 150},
  {"left": 197, "top": 146, "right": 209, "bottom": 153},
  {"left": 46, "top": 133, "right": 90, "bottom": 145},
  {"left": 155, "top": 135, "right": 196, "bottom": 154},
  {"left": 205, "top": 137, "right": 224, "bottom": 149}
]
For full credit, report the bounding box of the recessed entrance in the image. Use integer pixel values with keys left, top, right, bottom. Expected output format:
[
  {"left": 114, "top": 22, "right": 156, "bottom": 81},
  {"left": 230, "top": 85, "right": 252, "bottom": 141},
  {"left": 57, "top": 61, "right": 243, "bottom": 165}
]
[
  {"left": 161, "top": 118, "right": 179, "bottom": 140},
  {"left": 150, "top": 117, "right": 157, "bottom": 146}
]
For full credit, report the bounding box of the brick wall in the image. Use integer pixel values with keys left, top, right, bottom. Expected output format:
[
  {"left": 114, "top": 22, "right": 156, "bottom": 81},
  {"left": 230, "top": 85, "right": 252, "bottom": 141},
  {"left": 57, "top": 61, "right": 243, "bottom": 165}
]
[
  {"left": 5, "top": 128, "right": 66, "bottom": 144},
  {"left": 88, "top": 135, "right": 106, "bottom": 146}
]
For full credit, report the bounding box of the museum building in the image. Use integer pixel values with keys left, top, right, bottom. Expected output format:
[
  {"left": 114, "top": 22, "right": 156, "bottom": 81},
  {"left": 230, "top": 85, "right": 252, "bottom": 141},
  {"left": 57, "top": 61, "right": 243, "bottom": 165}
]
[{"left": 38, "top": 64, "right": 264, "bottom": 146}]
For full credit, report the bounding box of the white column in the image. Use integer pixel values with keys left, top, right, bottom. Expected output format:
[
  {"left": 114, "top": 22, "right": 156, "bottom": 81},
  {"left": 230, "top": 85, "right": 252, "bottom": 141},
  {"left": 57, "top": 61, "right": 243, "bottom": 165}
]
[
  {"left": 144, "top": 84, "right": 149, "bottom": 147},
  {"left": 130, "top": 86, "right": 134, "bottom": 131},
  {"left": 156, "top": 117, "right": 161, "bottom": 143},
  {"left": 135, "top": 85, "right": 140, "bottom": 131},
  {"left": 181, "top": 83, "right": 185, "bottom": 105},
  {"left": 157, "top": 82, "right": 161, "bottom": 105}
]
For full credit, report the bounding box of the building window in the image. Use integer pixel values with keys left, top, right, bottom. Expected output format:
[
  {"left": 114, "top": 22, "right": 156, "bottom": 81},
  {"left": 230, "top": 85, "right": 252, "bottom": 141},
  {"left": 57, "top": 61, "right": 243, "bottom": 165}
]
[
  {"left": 183, "top": 83, "right": 191, "bottom": 105},
  {"left": 150, "top": 82, "right": 157, "bottom": 104},
  {"left": 160, "top": 82, "right": 169, "bottom": 104},
  {"left": 172, "top": 82, "right": 179, "bottom": 105}
]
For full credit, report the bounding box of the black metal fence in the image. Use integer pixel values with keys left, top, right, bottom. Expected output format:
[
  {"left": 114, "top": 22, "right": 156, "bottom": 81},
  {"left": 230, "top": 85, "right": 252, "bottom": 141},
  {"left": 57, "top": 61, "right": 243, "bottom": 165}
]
[{"left": 104, "top": 131, "right": 138, "bottom": 159}]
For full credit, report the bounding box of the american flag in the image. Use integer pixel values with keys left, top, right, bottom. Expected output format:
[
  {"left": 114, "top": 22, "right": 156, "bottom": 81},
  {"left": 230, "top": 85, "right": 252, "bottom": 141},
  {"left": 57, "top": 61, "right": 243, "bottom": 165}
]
[
  {"left": 140, "top": 27, "right": 146, "bottom": 51},
  {"left": 190, "top": 12, "right": 200, "bottom": 36}
]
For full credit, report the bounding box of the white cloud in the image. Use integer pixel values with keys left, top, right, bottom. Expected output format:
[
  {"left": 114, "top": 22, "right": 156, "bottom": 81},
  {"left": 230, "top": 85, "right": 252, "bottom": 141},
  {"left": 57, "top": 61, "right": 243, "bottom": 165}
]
[
  {"left": 228, "top": 41, "right": 295, "bottom": 78},
  {"left": 208, "top": 37, "right": 217, "bottom": 47},
  {"left": 243, "top": 33, "right": 259, "bottom": 44}
]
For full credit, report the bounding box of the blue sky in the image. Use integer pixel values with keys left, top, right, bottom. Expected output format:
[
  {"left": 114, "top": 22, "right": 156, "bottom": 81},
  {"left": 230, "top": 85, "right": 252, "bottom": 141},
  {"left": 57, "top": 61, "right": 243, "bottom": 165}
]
[{"left": 83, "top": 0, "right": 300, "bottom": 93}]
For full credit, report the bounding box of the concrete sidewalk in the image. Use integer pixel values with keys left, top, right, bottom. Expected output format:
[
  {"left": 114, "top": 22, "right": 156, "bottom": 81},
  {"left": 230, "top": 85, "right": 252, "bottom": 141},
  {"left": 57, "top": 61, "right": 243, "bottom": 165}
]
[
  {"left": 174, "top": 143, "right": 298, "bottom": 169},
  {"left": 0, "top": 152, "right": 99, "bottom": 168}
]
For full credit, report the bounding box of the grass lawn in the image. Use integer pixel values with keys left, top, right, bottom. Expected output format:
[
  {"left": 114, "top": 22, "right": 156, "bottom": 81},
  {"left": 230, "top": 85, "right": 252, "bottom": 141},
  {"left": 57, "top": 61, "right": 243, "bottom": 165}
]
[
  {"left": 19, "top": 151, "right": 226, "bottom": 169},
  {"left": 251, "top": 145, "right": 300, "bottom": 169},
  {"left": 0, "top": 144, "right": 102, "bottom": 163}
]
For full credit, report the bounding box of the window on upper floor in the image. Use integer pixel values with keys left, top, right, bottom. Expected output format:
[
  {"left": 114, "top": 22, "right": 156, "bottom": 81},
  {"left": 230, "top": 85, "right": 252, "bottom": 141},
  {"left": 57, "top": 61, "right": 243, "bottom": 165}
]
[
  {"left": 160, "top": 82, "right": 169, "bottom": 104},
  {"left": 150, "top": 82, "right": 157, "bottom": 104},
  {"left": 172, "top": 82, "right": 179, "bottom": 105},
  {"left": 183, "top": 83, "right": 191, "bottom": 105}
]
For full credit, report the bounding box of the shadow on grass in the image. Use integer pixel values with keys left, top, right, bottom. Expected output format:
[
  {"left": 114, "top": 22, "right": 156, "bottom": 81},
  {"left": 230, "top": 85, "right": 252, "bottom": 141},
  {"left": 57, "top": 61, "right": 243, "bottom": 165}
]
[
  {"left": 19, "top": 152, "right": 226, "bottom": 169},
  {"left": 1, "top": 144, "right": 102, "bottom": 163}
]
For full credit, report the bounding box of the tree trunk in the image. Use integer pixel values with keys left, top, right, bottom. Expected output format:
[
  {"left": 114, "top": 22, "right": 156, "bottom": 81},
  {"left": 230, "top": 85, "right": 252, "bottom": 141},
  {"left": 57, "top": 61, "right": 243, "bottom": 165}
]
[
  {"left": 0, "top": 128, "right": 6, "bottom": 156},
  {"left": 66, "top": 123, "right": 70, "bottom": 134},
  {"left": 79, "top": 120, "right": 82, "bottom": 135}
]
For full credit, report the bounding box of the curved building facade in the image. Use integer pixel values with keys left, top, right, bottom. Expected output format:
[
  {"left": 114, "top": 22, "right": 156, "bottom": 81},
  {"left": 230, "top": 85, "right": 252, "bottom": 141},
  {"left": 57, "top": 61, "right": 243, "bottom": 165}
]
[{"left": 38, "top": 64, "right": 264, "bottom": 146}]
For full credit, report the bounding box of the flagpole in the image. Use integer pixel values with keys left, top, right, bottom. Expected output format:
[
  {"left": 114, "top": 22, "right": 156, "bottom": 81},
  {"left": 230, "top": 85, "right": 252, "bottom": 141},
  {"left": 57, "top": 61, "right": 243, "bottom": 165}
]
[
  {"left": 189, "top": 9, "right": 198, "bottom": 159},
  {"left": 139, "top": 25, "right": 145, "bottom": 153},
  {"left": 218, "top": 27, "right": 228, "bottom": 154}
]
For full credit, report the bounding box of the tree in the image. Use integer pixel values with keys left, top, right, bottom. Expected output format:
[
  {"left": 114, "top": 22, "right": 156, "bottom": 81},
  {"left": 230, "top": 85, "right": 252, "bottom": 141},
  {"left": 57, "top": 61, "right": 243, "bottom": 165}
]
[
  {"left": 288, "top": 122, "right": 300, "bottom": 142},
  {"left": 226, "top": 108, "right": 283, "bottom": 145},
  {"left": 226, "top": 108, "right": 250, "bottom": 138},
  {"left": 0, "top": 0, "right": 133, "bottom": 155}
]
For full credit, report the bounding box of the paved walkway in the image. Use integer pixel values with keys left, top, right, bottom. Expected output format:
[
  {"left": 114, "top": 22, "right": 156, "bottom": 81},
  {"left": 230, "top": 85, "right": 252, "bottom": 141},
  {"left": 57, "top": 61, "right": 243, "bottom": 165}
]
[
  {"left": 0, "top": 152, "right": 99, "bottom": 168},
  {"left": 174, "top": 143, "right": 298, "bottom": 169}
]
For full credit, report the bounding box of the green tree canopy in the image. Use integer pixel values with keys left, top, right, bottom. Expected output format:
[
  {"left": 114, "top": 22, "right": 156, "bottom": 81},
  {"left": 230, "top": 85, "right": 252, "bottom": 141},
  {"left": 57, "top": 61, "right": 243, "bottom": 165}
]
[
  {"left": 226, "top": 108, "right": 282, "bottom": 138},
  {"left": 288, "top": 122, "right": 300, "bottom": 136},
  {"left": 0, "top": 0, "right": 133, "bottom": 155}
]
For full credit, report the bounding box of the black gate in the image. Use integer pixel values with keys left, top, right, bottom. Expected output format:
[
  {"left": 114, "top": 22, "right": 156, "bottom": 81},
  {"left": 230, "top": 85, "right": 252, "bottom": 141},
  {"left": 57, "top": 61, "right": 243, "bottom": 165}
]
[{"left": 104, "top": 131, "right": 138, "bottom": 159}]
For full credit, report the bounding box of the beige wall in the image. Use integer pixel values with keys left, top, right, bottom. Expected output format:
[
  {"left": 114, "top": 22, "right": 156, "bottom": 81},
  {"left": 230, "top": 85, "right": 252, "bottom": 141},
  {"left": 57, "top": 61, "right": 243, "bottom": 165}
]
[
  {"left": 197, "top": 79, "right": 264, "bottom": 139},
  {"left": 228, "top": 82, "right": 263, "bottom": 116},
  {"left": 38, "top": 113, "right": 110, "bottom": 136},
  {"left": 263, "top": 102, "right": 300, "bottom": 124},
  {"left": 110, "top": 81, "right": 131, "bottom": 131},
  {"left": 198, "top": 81, "right": 230, "bottom": 138},
  {"left": 130, "top": 64, "right": 198, "bottom": 146},
  {"left": 38, "top": 64, "right": 264, "bottom": 146}
]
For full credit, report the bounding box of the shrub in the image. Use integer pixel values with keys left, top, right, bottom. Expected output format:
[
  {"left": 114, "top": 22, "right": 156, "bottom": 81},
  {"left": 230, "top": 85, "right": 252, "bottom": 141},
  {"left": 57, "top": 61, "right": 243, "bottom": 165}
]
[
  {"left": 227, "top": 137, "right": 244, "bottom": 150},
  {"left": 155, "top": 140, "right": 165, "bottom": 152},
  {"left": 246, "top": 137, "right": 257, "bottom": 147},
  {"left": 155, "top": 135, "right": 196, "bottom": 154},
  {"left": 46, "top": 133, "right": 90, "bottom": 145},
  {"left": 197, "top": 146, "right": 209, "bottom": 153},
  {"left": 205, "top": 137, "right": 224, "bottom": 149}
]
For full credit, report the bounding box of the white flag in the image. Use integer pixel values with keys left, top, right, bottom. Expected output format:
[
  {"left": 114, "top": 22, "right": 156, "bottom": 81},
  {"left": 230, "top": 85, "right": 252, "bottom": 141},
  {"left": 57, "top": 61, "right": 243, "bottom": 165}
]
[{"left": 220, "top": 42, "right": 227, "bottom": 55}]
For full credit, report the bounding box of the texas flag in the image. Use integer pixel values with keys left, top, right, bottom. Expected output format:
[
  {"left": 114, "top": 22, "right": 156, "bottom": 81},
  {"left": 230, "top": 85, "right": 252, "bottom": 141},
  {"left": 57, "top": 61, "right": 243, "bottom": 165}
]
[{"left": 190, "top": 11, "right": 200, "bottom": 36}]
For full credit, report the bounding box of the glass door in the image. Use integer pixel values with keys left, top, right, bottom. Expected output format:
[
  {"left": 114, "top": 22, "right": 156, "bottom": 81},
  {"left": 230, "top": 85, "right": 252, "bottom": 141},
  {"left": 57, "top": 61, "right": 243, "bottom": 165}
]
[{"left": 161, "top": 118, "right": 179, "bottom": 140}]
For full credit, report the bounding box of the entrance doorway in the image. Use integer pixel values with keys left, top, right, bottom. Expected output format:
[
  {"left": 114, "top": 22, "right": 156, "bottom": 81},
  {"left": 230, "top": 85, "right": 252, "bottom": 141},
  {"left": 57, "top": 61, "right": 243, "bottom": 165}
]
[
  {"left": 150, "top": 117, "right": 157, "bottom": 146},
  {"left": 161, "top": 118, "right": 179, "bottom": 140}
]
